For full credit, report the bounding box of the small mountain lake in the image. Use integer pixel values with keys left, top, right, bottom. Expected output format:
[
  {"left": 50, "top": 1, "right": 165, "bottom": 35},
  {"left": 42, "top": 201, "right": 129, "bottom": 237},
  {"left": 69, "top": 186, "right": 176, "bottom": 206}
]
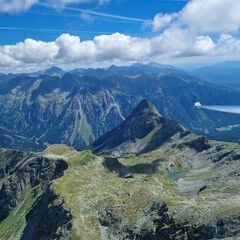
[{"left": 168, "top": 172, "right": 185, "bottom": 181}]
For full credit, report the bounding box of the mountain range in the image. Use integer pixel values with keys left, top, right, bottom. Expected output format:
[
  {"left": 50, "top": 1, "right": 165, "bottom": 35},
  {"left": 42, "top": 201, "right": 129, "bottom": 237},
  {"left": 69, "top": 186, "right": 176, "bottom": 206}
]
[
  {"left": 1, "top": 100, "right": 240, "bottom": 239},
  {"left": 192, "top": 61, "right": 240, "bottom": 90},
  {"left": 1, "top": 63, "right": 240, "bottom": 151}
]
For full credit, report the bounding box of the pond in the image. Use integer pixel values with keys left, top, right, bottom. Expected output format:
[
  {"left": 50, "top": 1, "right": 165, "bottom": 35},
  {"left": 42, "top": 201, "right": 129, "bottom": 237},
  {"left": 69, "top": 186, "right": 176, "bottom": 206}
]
[{"left": 168, "top": 171, "right": 185, "bottom": 181}]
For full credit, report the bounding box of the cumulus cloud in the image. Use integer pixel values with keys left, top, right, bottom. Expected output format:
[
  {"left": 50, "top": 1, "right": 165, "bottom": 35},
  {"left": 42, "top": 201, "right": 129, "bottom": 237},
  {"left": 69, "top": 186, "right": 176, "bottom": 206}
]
[
  {"left": 1, "top": 0, "right": 240, "bottom": 71},
  {"left": 0, "top": 0, "right": 37, "bottom": 13},
  {"left": 5, "top": 39, "right": 58, "bottom": 63},
  {"left": 152, "top": 13, "right": 176, "bottom": 32},
  {"left": 152, "top": 0, "right": 240, "bottom": 34},
  {"left": 181, "top": 0, "right": 240, "bottom": 33},
  {"left": 215, "top": 34, "right": 240, "bottom": 55},
  {"left": 1, "top": 30, "right": 240, "bottom": 72}
]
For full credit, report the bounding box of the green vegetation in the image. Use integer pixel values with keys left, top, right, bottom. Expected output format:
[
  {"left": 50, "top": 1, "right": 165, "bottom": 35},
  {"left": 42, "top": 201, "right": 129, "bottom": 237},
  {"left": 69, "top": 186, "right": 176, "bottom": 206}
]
[
  {"left": 43, "top": 144, "right": 76, "bottom": 156},
  {"left": 41, "top": 145, "right": 187, "bottom": 239},
  {"left": 42, "top": 143, "right": 240, "bottom": 239},
  {"left": 0, "top": 185, "right": 41, "bottom": 240}
]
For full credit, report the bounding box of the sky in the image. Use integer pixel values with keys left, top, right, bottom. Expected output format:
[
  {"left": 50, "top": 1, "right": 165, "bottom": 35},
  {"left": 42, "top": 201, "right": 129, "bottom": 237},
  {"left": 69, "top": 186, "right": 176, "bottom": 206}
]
[{"left": 0, "top": 0, "right": 240, "bottom": 72}]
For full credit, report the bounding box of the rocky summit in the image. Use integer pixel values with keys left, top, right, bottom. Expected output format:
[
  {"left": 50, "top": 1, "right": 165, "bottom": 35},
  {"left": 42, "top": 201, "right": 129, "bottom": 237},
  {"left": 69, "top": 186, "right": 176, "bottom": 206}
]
[
  {"left": 92, "top": 99, "right": 186, "bottom": 156},
  {"left": 1, "top": 100, "right": 240, "bottom": 239}
]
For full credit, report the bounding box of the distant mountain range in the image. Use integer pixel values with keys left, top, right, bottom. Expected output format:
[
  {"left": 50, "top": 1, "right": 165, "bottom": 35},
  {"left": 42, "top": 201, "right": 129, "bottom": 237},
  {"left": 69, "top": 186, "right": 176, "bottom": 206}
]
[
  {"left": 1, "top": 62, "right": 240, "bottom": 151},
  {"left": 192, "top": 61, "right": 240, "bottom": 89}
]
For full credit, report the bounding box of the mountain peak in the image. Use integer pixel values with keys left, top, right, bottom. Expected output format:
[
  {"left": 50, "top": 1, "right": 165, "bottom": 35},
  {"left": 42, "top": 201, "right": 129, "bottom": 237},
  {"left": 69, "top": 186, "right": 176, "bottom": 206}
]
[
  {"left": 44, "top": 66, "right": 65, "bottom": 76},
  {"left": 131, "top": 99, "right": 161, "bottom": 117},
  {"left": 46, "top": 66, "right": 62, "bottom": 71},
  {"left": 92, "top": 100, "right": 184, "bottom": 156}
]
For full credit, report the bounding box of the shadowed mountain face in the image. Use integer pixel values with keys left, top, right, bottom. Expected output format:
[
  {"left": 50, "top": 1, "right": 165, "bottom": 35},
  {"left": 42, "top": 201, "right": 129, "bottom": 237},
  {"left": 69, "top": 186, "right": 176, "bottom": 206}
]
[
  {"left": 1, "top": 63, "right": 240, "bottom": 151},
  {"left": 92, "top": 100, "right": 187, "bottom": 156},
  {"left": 0, "top": 148, "right": 71, "bottom": 240}
]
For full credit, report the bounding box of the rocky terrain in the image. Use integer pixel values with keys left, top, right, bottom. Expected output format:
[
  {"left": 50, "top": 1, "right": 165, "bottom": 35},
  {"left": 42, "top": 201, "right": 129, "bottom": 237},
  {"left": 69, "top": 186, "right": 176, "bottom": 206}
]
[
  {"left": 92, "top": 99, "right": 188, "bottom": 156},
  {"left": 0, "top": 148, "right": 71, "bottom": 239},
  {"left": 1, "top": 100, "right": 240, "bottom": 239},
  {"left": 1, "top": 63, "right": 240, "bottom": 151}
]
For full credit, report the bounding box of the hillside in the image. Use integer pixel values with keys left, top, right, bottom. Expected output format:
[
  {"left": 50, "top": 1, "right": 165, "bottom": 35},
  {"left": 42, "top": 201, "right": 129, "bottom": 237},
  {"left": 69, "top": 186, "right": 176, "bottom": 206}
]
[{"left": 1, "top": 100, "right": 240, "bottom": 239}]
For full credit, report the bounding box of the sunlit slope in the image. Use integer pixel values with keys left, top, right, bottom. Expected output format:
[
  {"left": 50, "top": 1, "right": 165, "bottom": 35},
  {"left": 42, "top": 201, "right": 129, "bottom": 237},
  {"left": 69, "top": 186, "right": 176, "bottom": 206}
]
[{"left": 43, "top": 141, "right": 240, "bottom": 240}]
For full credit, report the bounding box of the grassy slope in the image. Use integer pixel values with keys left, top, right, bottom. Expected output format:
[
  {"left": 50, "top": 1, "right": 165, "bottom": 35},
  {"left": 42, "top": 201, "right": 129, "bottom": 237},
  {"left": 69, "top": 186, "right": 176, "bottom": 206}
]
[
  {"left": 0, "top": 186, "right": 41, "bottom": 240},
  {"left": 41, "top": 143, "right": 240, "bottom": 239},
  {"left": 44, "top": 145, "right": 179, "bottom": 239},
  {"left": 1, "top": 134, "right": 240, "bottom": 240}
]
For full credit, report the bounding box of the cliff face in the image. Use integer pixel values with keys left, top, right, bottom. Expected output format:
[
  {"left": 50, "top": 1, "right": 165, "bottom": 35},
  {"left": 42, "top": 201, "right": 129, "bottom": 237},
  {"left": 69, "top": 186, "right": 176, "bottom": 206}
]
[
  {"left": 92, "top": 100, "right": 205, "bottom": 156},
  {"left": 0, "top": 148, "right": 72, "bottom": 240},
  {"left": 21, "top": 187, "right": 72, "bottom": 240}
]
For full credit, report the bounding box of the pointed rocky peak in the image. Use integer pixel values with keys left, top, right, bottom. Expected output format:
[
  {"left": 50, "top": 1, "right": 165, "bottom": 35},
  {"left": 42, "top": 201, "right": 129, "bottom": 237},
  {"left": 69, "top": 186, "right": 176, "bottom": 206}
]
[
  {"left": 130, "top": 99, "right": 161, "bottom": 118},
  {"left": 44, "top": 66, "right": 65, "bottom": 77},
  {"left": 92, "top": 100, "right": 185, "bottom": 156}
]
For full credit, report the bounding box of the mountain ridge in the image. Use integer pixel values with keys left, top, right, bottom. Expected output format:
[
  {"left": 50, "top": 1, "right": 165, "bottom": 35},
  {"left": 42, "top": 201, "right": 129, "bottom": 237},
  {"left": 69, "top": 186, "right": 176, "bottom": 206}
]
[
  {"left": 92, "top": 99, "right": 210, "bottom": 156},
  {"left": 1, "top": 63, "right": 240, "bottom": 151}
]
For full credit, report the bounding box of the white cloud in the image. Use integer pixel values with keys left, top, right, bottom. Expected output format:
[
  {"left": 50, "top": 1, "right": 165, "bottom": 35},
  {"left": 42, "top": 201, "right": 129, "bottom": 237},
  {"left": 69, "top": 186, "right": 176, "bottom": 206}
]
[
  {"left": 193, "top": 36, "right": 215, "bottom": 54},
  {"left": 150, "top": 27, "right": 216, "bottom": 58},
  {"left": 93, "top": 33, "right": 151, "bottom": 61},
  {"left": 1, "top": 30, "right": 240, "bottom": 72},
  {"left": 215, "top": 34, "right": 240, "bottom": 55},
  {"left": 0, "top": 0, "right": 37, "bottom": 13},
  {"left": 0, "top": 0, "right": 239, "bottom": 72},
  {"left": 0, "top": 38, "right": 58, "bottom": 71},
  {"left": 152, "top": 0, "right": 240, "bottom": 34},
  {"left": 181, "top": 0, "right": 240, "bottom": 33},
  {"left": 152, "top": 13, "right": 176, "bottom": 31},
  {"left": 55, "top": 33, "right": 95, "bottom": 62},
  {"left": 1, "top": 38, "right": 58, "bottom": 63}
]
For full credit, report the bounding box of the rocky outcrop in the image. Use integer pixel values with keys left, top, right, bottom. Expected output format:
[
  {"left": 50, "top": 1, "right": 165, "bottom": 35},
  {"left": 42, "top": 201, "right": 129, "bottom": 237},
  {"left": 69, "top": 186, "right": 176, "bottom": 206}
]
[
  {"left": 92, "top": 100, "right": 201, "bottom": 156},
  {"left": 0, "top": 149, "right": 32, "bottom": 179},
  {"left": 21, "top": 187, "right": 72, "bottom": 240},
  {"left": 0, "top": 148, "right": 71, "bottom": 240},
  {"left": 103, "top": 157, "right": 161, "bottom": 178},
  {"left": 99, "top": 201, "right": 240, "bottom": 240},
  {"left": 0, "top": 154, "right": 67, "bottom": 220},
  {"left": 92, "top": 100, "right": 166, "bottom": 154},
  {"left": 177, "top": 135, "right": 211, "bottom": 152}
]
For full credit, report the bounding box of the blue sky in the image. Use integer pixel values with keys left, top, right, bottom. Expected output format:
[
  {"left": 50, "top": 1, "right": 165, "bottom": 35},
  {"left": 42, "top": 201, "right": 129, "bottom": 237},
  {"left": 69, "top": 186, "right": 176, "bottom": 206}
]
[
  {"left": 0, "top": 0, "right": 240, "bottom": 72},
  {"left": 0, "top": 0, "right": 187, "bottom": 44}
]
